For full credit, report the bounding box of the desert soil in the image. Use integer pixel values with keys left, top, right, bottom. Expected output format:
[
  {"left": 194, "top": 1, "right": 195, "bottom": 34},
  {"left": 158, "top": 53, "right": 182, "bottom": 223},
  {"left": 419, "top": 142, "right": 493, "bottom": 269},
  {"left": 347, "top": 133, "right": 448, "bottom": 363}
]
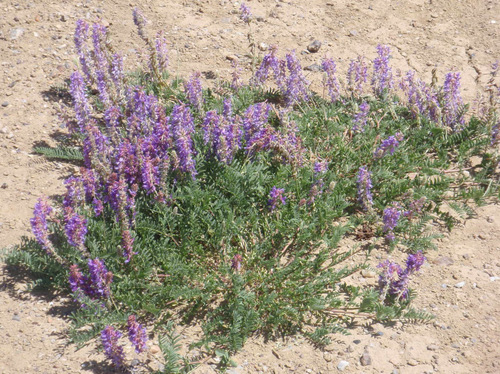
[{"left": 1, "top": 0, "right": 499, "bottom": 373}]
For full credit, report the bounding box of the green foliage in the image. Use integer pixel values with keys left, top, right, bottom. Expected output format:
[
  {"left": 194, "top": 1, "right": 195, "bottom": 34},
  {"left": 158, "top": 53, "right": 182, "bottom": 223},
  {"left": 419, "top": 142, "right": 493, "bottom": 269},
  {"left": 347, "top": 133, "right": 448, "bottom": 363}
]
[{"left": 33, "top": 146, "right": 84, "bottom": 162}]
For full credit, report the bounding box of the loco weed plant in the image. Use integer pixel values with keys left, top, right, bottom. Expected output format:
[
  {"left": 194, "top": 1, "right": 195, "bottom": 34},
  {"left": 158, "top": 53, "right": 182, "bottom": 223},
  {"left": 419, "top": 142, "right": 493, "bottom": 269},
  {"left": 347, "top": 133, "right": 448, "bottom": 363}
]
[{"left": 6, "top": 5, "right": 500, "bottom": 372}]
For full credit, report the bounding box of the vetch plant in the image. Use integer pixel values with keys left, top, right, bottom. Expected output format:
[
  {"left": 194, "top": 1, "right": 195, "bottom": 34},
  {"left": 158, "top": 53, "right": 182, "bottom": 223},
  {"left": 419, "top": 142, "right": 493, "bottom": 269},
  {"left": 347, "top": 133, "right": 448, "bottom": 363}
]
[{"left": 8, "top": 6, "right": 500, "bottom": 371}]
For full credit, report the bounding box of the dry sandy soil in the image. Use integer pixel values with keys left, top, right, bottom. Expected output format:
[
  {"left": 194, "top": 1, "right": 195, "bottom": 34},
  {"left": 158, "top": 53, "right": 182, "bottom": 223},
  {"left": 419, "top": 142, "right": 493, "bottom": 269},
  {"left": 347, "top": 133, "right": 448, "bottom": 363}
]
[{"left": 1, "top": 0, "right": 499, "bottom": 373}]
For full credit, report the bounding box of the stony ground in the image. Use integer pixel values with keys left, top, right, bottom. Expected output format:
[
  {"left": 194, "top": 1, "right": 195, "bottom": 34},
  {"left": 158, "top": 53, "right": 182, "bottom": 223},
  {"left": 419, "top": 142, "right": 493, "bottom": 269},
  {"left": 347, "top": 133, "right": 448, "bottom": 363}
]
[{"left": 0, "top": 0, "right": 499, "bottom": 373}]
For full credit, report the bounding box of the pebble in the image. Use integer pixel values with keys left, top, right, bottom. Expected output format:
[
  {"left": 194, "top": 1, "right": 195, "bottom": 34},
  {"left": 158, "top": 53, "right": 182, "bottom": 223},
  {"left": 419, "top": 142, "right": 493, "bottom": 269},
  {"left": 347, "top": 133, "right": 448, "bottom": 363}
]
[
  {"left": 1, "top": 183, "right": 7, "bottom": 189},
  {"left": 10, "top": 27, "right": 25, "bottom": 40},
  {"left": 361, "top": 269, "right": 376, "bottom": 278},
  {"left": 454, "top": 281, "right": 466, "bottom": 288},
  {"left": 348, "top": 30, "right": 358, "bottom": 37},
  {"left": 307, "top": 40, "right": 322, "bottom": 53},
  {"left": 407, "top": 358, "right": 419, "bottom": 366},
  {"left": 258, "top": 42, "right": 269, "bottom": 51},
  {"left": 353, "top": 339, "right": 361, "bottom": 344},
  {"left": 433, "top": 256, "right": 454, "bottom": 266},
  {"left": 360, "top": 351, "right": 372, "bottom": 366},
  {"left": 1, "top": 102, "right": 9, "bottom": 107},
  {"left": 12, "top": 314, "right": 21, "bottom": 321},
  {"left": 304, "top": 64, "right": 322, "bottom": 72},
  {"left": 323, "top": 352, "right": 333, "bottom": 362},
  {"left": 427, "top": 344, "right": 439, "bottom": 351},
  {"left": 490, "top": 276, "right": 500, "bottom": 282},
  {"left": 337, "top": 360, "right": 349, "bottom": 371}
]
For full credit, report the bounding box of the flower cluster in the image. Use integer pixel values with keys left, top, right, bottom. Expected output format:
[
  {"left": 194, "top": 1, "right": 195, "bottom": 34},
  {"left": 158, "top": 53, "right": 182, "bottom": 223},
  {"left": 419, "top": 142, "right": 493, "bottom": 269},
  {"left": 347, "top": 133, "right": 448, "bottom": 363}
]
[
  {"left": 347, "top": 56, "right": 368, "bottom": 96},
  {"left": 357, "top": 166, "right": 373, "bottom": 211},
  {"left": 101, "top": 326, "right": 126, "bottom": 368},
  {"left": 184, "top": 72, "right": 203, "bottom": 111},
  {"left": 378, "top": 251, "right": 426, "bottom": 301},
  {"left": 64, "top": 207, "right": 88, "bottom": 253},
  {"left": 322, "top": 58, "right": 341, "bottom": 103},
  {"left": 240, "top": 3, "right": 252, "bottom": 24},
  {"left": 353, "top": 102, "right": 370, "bottom": 132},
  {"left": 268, "top": 187, "right": 286, "bottom": 211},
  {"left": 442, "top": 71, "right": 465, "bottom": 129},
  {"left": 372, "top": 44, "right": 393, "bottom": 97},
  {"left": 373, "top": 132, "right": 404, "bottom": 159},
  {"left": 69, "top": 258, "right": 113, "bottom": 301},
  {"left": 383, "top": 205, "right": 401, "bottom": 241},
  {"left": 127, "top": 315, "right": 148, "bottom": 353}
]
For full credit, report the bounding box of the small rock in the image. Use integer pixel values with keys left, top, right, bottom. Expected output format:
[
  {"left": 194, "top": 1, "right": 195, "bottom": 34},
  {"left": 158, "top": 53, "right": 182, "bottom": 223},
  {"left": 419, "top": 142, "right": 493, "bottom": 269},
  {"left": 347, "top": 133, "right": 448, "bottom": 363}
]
[
  {"left": 304, "top": 64, "right": 322, "bottom": 72},
  {"left": 258, "top": 42, "right": 269, "bottom": 52},
  {"left": 433, "top": 256, "right": 454, "bottom": 266},
  {"left": 337, "top": 360, "right": 349, "bottom": 371},
  {"left": 490, "top": 276, "right": 500, "bottom": 282},
  {"left": 226, "top": 54, "right": 238, "bottom": 61},
  {"left": 441, "top": 283, "right": 448, "bottom": 289},
  {"left": 353, "top": 339, "right": 361, "bottom": 344},
  {"left": 1, "top": 183, "right": 8, "bottom": 189},
  {"left": 374, "top": 331, "right": 384, "bottom": 337},
  {"left": 150, "top": 345, "right": 161, "bottom": 354},
  {"left": 360, "top": 351, "right": 372, "bottom": 366},
  {"left": 454, "top": 281, "right": 466, "bottom": 288},
  {"left": 10, "top": 28, "right": 25, "bottom": 40},
  {"left": 361, "top": 270, "right": 376, "bottom": 278},
  {"left": 348, "top": 30, "right": 358, "bottom": 37},
  {"left": 323, "top": 352, "right": 333, "bottom": 362},
  {"left": 1, "top": 102, "right": 8, "bottom": 107},
  {"left": 486, "top": 216, "right": 494, "bottom": 223},
  {"left": 427, "top": 344, "right": 439, "bottom": 351},
  {"left": 407, "top": 358, "right": 419, "bottom": 366},
  {"left": 12, "top": 314, "right": 21, "bottom": 321},
  {"left": 307, "top": 40, "right": 322, "bottom": 53}
]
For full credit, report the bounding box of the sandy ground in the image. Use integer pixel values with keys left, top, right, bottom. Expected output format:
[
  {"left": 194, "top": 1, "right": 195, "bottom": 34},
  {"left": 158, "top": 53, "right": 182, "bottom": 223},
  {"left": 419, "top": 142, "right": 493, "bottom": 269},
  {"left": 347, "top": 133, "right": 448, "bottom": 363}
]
[{"left": 0, "top": 0, "right": 499, "bottom": 373}]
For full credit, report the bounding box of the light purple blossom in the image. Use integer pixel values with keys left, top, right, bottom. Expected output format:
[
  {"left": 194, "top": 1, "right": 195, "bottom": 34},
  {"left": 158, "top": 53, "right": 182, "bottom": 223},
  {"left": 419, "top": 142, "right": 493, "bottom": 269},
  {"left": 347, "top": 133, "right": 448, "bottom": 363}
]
[
  {"left": 64, "top": 207, "right": 88, "bottom": 251},
  {"left": 74, "top": 19, "right": 93, "bottom": 83},
  {"left": 357, "top": 166, "right": 373, "bottom": 211},
  {"left": 101, "top": 326, "right": 126, "bottom": 367},
  {"left": 132, "top": 7, "right": 148, "bottom": 40},
  {"left": 184, "top": 72, "right": 203, "bottom": 111},
  {"left": 170, "top": 105, "right": 197, "bottom": 177},
  {"left": 442, "top": 71, "right": 465, "bottom": 129},
  {"left": 88, "top": 258, "right": 113, "bottom": 299},
  {"left": 127, "top": 315, "right": 148, "bottom": 353},
  {"left": 313, "top": 160, "right": 329, "bottom": 175},
  {"left": 383, "top": 206, "right": 401, "bottom": 241},
  {"left": 373, "top": 132, "right": 404, "bottom": 159},
  {"left": 322, "top": 58, "right": 341, "bottom": 102},
  {"left": 240, "top": 3, "right": 252, "bottom": 24},
  {"left": 372, "top": 45, "right": 393, "bottom": 97},
  {"left": 154, "top": 31, "right": 169, "bottom": 73},
  {"left": 69, "top": 71, "right": 91, "bottom": 132},
  {"left": 347, "top": 56, "right": 368, "bottom": 96},
  {"left": 268, "top": 186, "right": 286, "bottom": 211},
  {"left": 353, "top": 102, "right": 370, "bottom": 132},
  {"left": 30, "top": 197, "right": 59, "bottom": 260},
  {"left": 285, "top": 51, "right": 309, "bottom": 106}
]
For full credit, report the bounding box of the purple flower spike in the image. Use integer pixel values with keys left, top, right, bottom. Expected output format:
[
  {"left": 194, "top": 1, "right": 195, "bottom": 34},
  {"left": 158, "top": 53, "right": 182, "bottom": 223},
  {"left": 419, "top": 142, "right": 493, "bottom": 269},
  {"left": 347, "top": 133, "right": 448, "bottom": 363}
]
[
  {"left": 372, "top": 44, "right": 393, "bottom": 97},
  {"left": 170, "top": 105, "right": 197, "bottom": 177},
  {"left": 121, "top": 229, "right": 135, "bottom": 263},
  {"left": 406, "top": 251, "right": 426, "bottom": 273},
  {"left": 101, "top": 326, "right": 126, "bottom": 368},
  {"left": 231, "top": 254, "right": 243, "bottom": 272},
  {"left": 383, "top": 206, "right": 401, "bottom": 242},
  {"left": 268, "top": 186, "right": 286, "bottom": 212},
  {"left": 442, "top": 71, "right": 465, "bottom": 130},
  {"left": 240, "top": 3, "right": 252, "bottom": 24},
  {"left": 69, "top": 71, "right": 91, "bottom": 132},
  {"left": 69, "top": 264, "right": 84, "bottom": 294},
  {"left": 322, "top": 58, "right": 341, "bottom": 103},
  {"left": 353, "top": 102, "right": 370, "bottom": 132},
  {"left": 347, "top": 56, "right": 368, "bottom": 96},
  {"left": 313, "top": 160, "right": 329, "bottom": 175},
  {"left": 357, "top": 166, "right": 373, "bottom": 211},
  {"left": 373, "top": 132, "right": 403, "bottom": 160},
  {"left": 132, "top": 7, "right": 148, "bottom": 40},
  {"left": 253, "top": 46, "right": 285, "bottom": 88},
  {"left": 64, "top": 207, "right": 88, "bottom": 251},
  {"left": 184, "top": 72, "right": 203, "bottom": 111},
  {"left": 31, "top": 197, "right": 58, "bottom": 256},
  {"left": 155, "top": 31, "right": 169, "bottom": 73},
  {"left": 127, "top": 315, "right": 148, "bottom": 353},
  {"left": 285, "top": 51, "right": 309, "bottom": 106},
  {"left": 74, "top": 19, "right": 93, "bottom": 83},
  {"left": 88, "top": 258, "right": 113, "bottom": 299}
]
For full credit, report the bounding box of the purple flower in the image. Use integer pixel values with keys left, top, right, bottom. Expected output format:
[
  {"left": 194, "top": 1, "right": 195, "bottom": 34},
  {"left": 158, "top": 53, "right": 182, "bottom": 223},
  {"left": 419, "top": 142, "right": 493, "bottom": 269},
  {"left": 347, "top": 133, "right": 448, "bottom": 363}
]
[
  {"left": 347, "top": 56, "right": 368, "bottom": 96},
  {"left": 357, "top": 166, "right": 373, "bottom": 211},
  {"left": 406, "top": 251, "right": 426, "bottom": 273},
  {"left": 127, "top": 315, "right": 148, "bottom": 353},
  {"left": 442, "top": 71, "right": 465, "bottom": 130},
  {"left": 110, "top": 53, "right": 124, "bottom": 94},
  {"left": 121, "top": 229, "right": 135, "bottom": 263},
  {"left": 313, "top": 160, "right": 329, "bottom": 175},
  {"left": 400, "top": 70, "right": 440, "bottom": 122},
  {"left": 307, "top": 179, "right": 324, "bottom": 205},
  {"left": 231, "top": 60, "right": 243, "bottom": 91},
  {"left": 240, "top": 3, "right": 252, "bottom": 24},
  {"left": 492, "top": 120, "right": 500, "bottom": 146},
  {"left": 353, "top": 102, "right": 370, "bottom": 133},
  {"left": 64, "top": 207, "right": 88, "bottom": 251},
  {"left": 322, "top": 58, "right": 341, "bottom": 102},
  {"left": 184, "top": 72, "right": 203, "bottom": 111},
  {"left": 285, "top": 51, "right": 309, "bottom": 106},
  {"left": 372, "top": 45, "right": 393, "bottom": 97},
  {"left": 69, "top": 71, "right": 91, "bottom": 133},
  {"left": 101, "top": 326, "right": 126, "bottom": 368},
  {"left": 377, "top": 252, "right": 426, "bottom": 301},
  {"left": 30, "top": 197, "right": 60, "bottom": 259},
  {"left": 155, "top": 31, "right": 169, "bottom": 73},
  {"left": 170, "top": 105, "right": 197, "bottom": 177},
  {"left": 242, "top": 102, "right": 271, "bottom": 148},
  {"left": 268, "top": 186, "right": 286, "bottom": 211},
  {"left": 88, "top": 258, "right": 113, "bottom": 299},
  {"left": 253, "top": 46, "right": 285, "bottom": 89},
  {"left": 404, "top": 197, "right": 426, "bottom": 220},
  {"left": 74, "top": 20, "right": 93, "bottom": 83},
  {"left": 69, "top": 265, "right": 85, "bottom": 293},
  {"left": 383, "top": 206, "right": 401, "bottom": 241},
  {"left": 132, "top": 7, "right": 148, "bottom": 40},
  {"left": 373, "top": 132, "right": 403, "bottom": 159}
]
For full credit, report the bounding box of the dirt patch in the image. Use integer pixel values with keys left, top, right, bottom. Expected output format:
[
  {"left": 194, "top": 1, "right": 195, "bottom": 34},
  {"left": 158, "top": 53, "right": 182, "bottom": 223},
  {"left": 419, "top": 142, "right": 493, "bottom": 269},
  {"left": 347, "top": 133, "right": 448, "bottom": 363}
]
[{"left": 0, "top": 0, "right": 499, "bottom": 373}]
